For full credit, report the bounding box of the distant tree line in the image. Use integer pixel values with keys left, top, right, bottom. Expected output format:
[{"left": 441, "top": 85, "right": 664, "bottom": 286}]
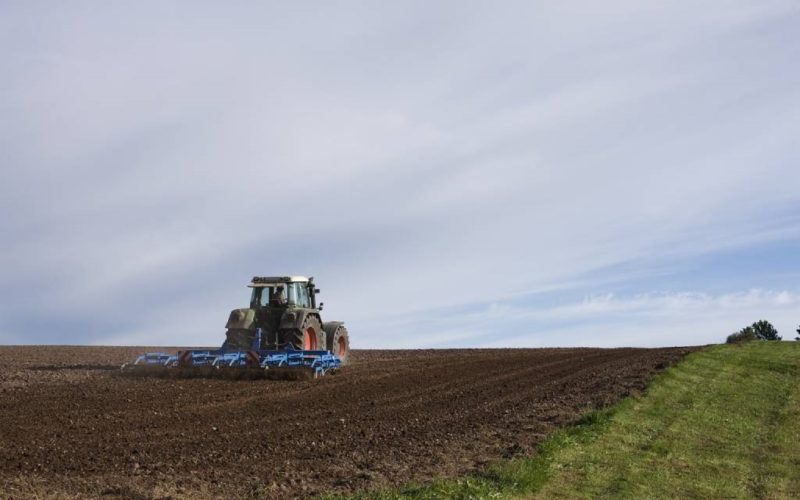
[{"left": 726, "top": 320, "right": 781, "bottom": 344}]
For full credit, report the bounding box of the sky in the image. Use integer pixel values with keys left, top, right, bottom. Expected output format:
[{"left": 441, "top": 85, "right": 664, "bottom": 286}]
[{"left": 1, "top": 1, "right": 798, "bottom": 348}]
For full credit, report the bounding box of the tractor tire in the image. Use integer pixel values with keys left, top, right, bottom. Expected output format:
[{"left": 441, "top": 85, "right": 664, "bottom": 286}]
[
  {"left": 280, "top": 315, "right": 325, "bottom": 351},
  {"left": 324, "top": 324, "right": 350, "bottom": 365},
  {"left": 224, "top": 328, "right": 255, "bottom": 350}
]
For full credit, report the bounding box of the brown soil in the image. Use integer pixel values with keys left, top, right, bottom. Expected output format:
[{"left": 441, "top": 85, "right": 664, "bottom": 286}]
[{"left": 0, "top": 345, "right": 696, "bottom": 499}]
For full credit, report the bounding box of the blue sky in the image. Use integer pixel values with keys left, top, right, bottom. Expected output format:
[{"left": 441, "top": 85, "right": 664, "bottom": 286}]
[{"left": 1, "top": 1, "right": 798, "bottom": 348}]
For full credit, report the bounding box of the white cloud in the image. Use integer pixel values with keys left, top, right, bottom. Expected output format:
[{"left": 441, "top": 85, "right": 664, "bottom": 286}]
[
  {"left": 360, "top": 289, "right": 799, "bottom": 349},
  {"left": 545, "top": 290, "right": 800, "bottom": 319}
]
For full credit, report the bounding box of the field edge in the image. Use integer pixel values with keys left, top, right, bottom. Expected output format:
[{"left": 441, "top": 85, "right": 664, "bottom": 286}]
[{"left": 338, "top": 342, "right": 800, "bottom": 499}]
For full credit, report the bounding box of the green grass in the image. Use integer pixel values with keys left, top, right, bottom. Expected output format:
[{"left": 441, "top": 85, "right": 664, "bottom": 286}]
[{"left": 336, "top": 342, "right": 800, "bottom": 499}]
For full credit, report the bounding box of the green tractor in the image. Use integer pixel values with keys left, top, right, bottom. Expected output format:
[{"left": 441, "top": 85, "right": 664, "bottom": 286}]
[{"left": 223, "top": 276, "right": 350, "bottom": 363}]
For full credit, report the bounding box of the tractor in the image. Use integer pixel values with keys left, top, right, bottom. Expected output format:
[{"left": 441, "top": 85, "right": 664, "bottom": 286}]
[
  {"left": 121, "top": 275, "right": 349, "bottom": 378},
  {"left": 224, "top": 276, "right": 349, "bottom": 362}
]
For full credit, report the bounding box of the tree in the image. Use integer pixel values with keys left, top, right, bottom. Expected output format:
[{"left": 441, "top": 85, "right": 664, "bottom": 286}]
[
  {"left": 727, "top": 326, "right": 757, "bottom": 344},
  {"left": 795, "top": 324, "right": 799, "bottom": 341},
  {"left": 751, "top": 320, "right": 781, "bottom": 341}
]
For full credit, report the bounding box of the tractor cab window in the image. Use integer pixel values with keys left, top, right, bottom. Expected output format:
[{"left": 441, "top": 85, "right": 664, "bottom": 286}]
[
  {"left": 251, "top": 287, "right": 268, "bottom": 307},
  {"left": 251, "top": 285, "right": 285, "bottom": 308},
  {"left": 287, "top": 282, "right": 312, "bottom": 308}
]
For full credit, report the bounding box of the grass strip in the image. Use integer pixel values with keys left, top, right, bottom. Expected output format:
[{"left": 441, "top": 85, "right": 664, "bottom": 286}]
[{"left": 332, "top": 342, "right": 800, "bottom": 499}]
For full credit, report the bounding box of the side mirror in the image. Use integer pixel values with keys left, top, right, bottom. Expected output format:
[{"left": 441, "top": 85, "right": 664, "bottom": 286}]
[
  {"left": 315, "top": 289, "right": 321, "bottom": 294},
  {"left": 319, "top": 302, "right": 324, "bottom": 311}
]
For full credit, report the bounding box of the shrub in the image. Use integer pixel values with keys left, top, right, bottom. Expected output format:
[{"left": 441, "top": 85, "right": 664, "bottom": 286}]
[
  {"left": 726, "top": 320, "right": 782, "bottom": 343},
  {"left": 752, "top": 320, "right": 781, "bottom": 341},
  {"left": 726, "top": 326, "right": 757, "bottom": 344}
]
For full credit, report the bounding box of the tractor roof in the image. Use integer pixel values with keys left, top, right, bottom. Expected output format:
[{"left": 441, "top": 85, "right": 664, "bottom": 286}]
[{"left": 248, "top": 276, "right": 311, "bottom": 287}]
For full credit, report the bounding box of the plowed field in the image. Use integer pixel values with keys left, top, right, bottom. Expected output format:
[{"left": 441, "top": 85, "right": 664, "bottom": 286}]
[{"left": 0, "top": 346, "right": 695, "bottom": 499}]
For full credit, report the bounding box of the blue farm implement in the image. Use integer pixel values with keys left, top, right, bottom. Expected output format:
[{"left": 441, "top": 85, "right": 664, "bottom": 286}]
[{"left": 122, "top": 329, "right": 343, "bottom": 380}]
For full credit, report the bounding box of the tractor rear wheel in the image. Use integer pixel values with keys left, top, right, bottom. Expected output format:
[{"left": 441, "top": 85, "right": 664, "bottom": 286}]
[
  {"left": 224, "top": 328, "right": 255, "bottom": 350},
  {"left": 280, "top": 315, "right": 325, "bottom": 351},
  {"left": 325, "top": 325, "right": 350, "bottom": 364}
]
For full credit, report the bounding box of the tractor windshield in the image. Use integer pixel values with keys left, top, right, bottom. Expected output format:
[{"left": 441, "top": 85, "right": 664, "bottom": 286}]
[
  {"left": 250, "top": 282, "right": 311, "bottom": 308},
  {"left": 287, "top": 282, "right": 312, "bottom": 308}
]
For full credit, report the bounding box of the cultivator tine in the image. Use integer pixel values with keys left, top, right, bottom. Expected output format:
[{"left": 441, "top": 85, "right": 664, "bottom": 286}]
[{"left": 262, "top": 366, "right": 316, "bottom": 381}]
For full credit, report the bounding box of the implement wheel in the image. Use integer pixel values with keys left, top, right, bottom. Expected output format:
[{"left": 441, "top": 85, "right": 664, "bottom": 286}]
[{"left": 281, "top": 315, "right": 324, "bottom": 351}]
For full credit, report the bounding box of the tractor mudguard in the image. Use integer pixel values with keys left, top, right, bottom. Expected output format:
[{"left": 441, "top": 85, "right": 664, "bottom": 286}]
[
  {"left": 279, "top": 309, "right": 320, "bottom": 331},
  {"left": 322, "top": 321, "right": 344, "bottom": 334}
]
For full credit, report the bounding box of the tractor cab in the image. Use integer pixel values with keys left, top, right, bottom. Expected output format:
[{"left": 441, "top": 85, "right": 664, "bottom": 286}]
[{"left": 248, "top": 276, "right": 320, "bottom": 311}]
